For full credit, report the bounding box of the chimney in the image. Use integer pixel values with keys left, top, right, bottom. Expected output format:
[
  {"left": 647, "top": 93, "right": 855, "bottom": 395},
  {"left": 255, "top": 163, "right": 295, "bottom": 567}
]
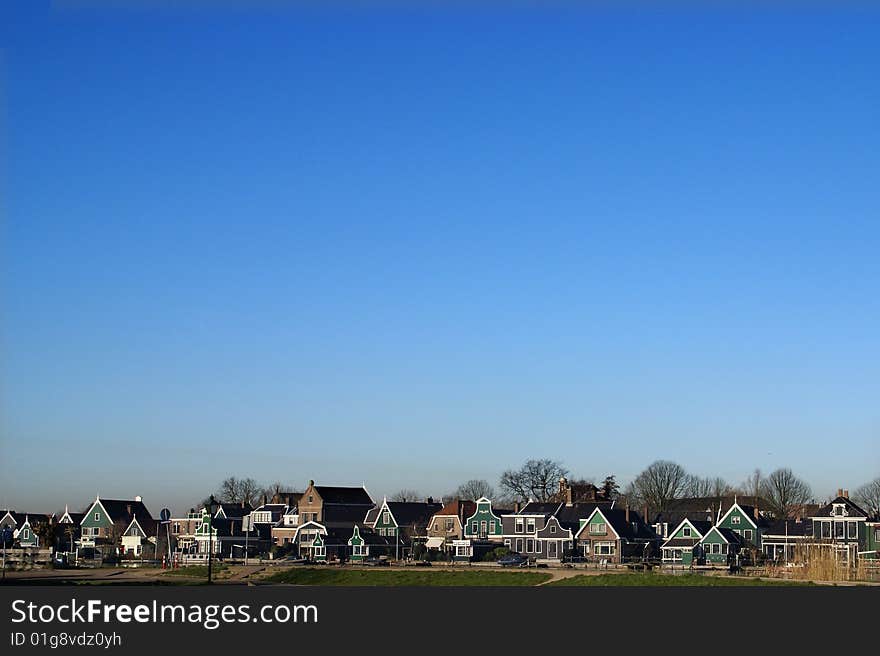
[
  {"left": 837, "top": 488, "right": 843, "bottom": 498},
  {"left": 241, "top": 500, "right": 245, "bottom": 509},
  {"left": 843, "top": 489, "right": 849, "bottom": 499},
  {"left": 514, "top": 501, "right": 521, "bottom": 514},
  {"left": 427, "top": 496, "right": 434, "bottom": 504},
  {"left": 126, "top": 504, "right": 132, "bottom": 516},
  {"left": 753, "top": 503, "right": 759, "bottom": 521},
  {"left": 134, "top": 495, "right": 142, "bottom": 503},
  {"left": 625, "top": 504, "right": 630, "bottom": 522},
  {"left": 643, "top": 503, "right": 649, "bottom": 524}
]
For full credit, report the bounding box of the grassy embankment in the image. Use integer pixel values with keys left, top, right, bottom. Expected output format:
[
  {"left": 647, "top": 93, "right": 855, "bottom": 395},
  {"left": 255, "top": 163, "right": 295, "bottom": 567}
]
[{"left": 264, "top": 568, "right": 551, "bottom": 586}]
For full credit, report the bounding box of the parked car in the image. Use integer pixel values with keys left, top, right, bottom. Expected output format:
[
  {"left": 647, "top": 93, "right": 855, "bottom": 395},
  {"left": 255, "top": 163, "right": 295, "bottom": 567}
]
[
  {"left": 497, "top": 553, "right": 529, "bottom": 568},
  {"left": 362, "top": 556, "right": 390, "bottom": 567}
]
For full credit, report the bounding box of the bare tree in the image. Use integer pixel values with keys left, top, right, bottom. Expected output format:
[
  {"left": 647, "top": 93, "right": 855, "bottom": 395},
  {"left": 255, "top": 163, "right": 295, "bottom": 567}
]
[
  {"left": 628, "top": 460, "right": 689, "bottom": 513},
  {"left": 685, "top": 475, "right": 731, "bottom": 498},
  {"left": 216, "top": 476, "right": 263, "bottom": 507},
  {"left": 742, "top": 468, "right": 764, "bottom": 499},
  {"left": 454, "top": 479, "right": 495, "bottom": 500},
  {"left": 853, "top": 477, "right": 880, "bottom": 515},
  {"left": 499, "top": 459, "right": 569, "bottom": 502},
  {"left": 390, "top": 489, "right": 421, "bottom": 502},
  {"left": 761, "top": 468, "right": 812, "bottom": 519}
]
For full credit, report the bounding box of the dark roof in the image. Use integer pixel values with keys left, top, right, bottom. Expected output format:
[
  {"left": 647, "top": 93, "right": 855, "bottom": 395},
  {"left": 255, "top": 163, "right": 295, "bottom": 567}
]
[
  {"left": 386, "top": 502, "right": 444, "bottom": 529},
  {"left": 217, "top": 503, "right": 252, "bottom": 519},
  {"left": 555, "top": 504, "right": 601, "bottom": 530},
  {"left": 315, "top": 486, "right": 374, "bottom": 505},
  {"left": 812, "top": 496, "right": 870, "bottom": 520},
  {"left": 732, "top": 504, "right": 772, "bottom": 529},
  {"left": 323, "top": 503, "right": 378, "bottom": 526},
  {"left": 90, "top": 499, "right": 153, "bottom": 525},
  {"left": 344, "top": 525, "right": 395, "bottom": 547},
  {"left": 515, "top": 502, "right": 563, "bottom": 516},
  {"left": 63, "top": 512, "right": 85, "bottom": 525},
  {"left": 4, "top": 512, "right": 53, "bottom": 526},
  {"left": 763, "top": 518, "right": 811, "bottom": 538},
  {"left": 596, "top": 508, "right": 659, "bottom": 541},
  {"left": 651, "top": 496, "right": 770, "bottom": 526},
  {"left": 713, "top": 527, "right": 746, "bottom": 545}
]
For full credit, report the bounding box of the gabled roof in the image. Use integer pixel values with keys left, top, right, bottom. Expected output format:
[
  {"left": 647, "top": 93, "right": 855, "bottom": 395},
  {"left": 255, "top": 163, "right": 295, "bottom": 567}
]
[
  {"left": 216, "top": 503, "right": 252, "bottom": 519},
  {"left": 579, "top": 507, "right": 658, "bottom": 541},
  {"left": 85, "top": 498, "right": 153, "bottom": 526},
  {"left": 514, "top": 502, "right": 563, "bottom": 516},
  {"left": 384, "top": 501, "right": 444, "bottom": 529},
  {"left": 3, "top": 512, "right": 53, "bottom": 527},
  {"left": 698, "top": 526, "right": 746, "bottom": 546},
  {"left": 811, "top": 496, "right": 871, "bottom": 520},
  {"left": 314, "top": 486, "right": 374, "bottom": 505},
  {"left": 435, "top": 499, "right": 477, "bottom": 519},
  {"left": 661, "top": 518, "right": 713, "bottom": 548},
  {"left": 348, "top": 524, "right": 395, "bottom": 547},
  {"left": 323, "top": 503, "right": 378, "bottom": 525}
]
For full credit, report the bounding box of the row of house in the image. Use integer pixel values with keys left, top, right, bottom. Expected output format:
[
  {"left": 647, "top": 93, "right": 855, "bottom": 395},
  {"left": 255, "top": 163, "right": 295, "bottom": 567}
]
[{"left": 3, "top": 480, "right": 879, "bottom": 567}]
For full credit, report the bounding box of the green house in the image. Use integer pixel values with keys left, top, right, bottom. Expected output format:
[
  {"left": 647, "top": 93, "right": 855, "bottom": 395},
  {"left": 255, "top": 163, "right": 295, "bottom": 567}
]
[
  {"left": 348, "top": 525, "right": 366, "bottom": 562},
  {"left": 698, "top": 526, "right": 745, "bottom": 565},
  {"left": 661, "top": 519, "right": 713, "bottom": 565},
  {"left": 463, "top": 497, "right": 504, "bottom": 540},
  {"left": 716, "top": 501, "right": 766, "bottom": 550}
]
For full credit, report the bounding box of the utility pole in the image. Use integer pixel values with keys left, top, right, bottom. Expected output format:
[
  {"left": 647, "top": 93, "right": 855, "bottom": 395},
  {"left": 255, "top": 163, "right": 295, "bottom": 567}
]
[{"left": 207, "top": 495, "right": 216, "bottom": 584}]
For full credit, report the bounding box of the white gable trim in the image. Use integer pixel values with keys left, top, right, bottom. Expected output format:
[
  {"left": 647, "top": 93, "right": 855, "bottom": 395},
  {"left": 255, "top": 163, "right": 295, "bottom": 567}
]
[
  {"left": 81, "top": 499, "right": 114, "bottom": 526},
  {"left": 717, "top": 502, "right": 758, "bottom": 530}
]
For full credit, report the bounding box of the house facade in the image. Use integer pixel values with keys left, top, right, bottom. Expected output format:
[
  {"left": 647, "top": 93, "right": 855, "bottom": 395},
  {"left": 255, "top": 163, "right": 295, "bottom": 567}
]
[
  {"left": 575, "top": 507, "right": 659, "bottom": 564},
  {"left": 78, "top": 496, "right": 154, "bottom": 558}
]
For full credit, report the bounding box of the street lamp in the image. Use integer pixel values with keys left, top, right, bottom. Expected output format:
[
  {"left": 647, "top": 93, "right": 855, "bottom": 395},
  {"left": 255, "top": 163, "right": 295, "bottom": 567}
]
[{"left": 207, "top": 495, "right": 217, "bottom": 584}]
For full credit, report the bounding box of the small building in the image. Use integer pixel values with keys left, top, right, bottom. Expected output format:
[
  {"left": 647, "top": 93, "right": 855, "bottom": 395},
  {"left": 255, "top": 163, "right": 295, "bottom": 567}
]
[
  {"left": 661, "top": 519, "right": 713, "bottom": 565},
  {"left": 698, "top": 526, "right": 745, "bottom": 565},
  {"left": 575, "top": 506, "right": 660, "bottom": 564}
]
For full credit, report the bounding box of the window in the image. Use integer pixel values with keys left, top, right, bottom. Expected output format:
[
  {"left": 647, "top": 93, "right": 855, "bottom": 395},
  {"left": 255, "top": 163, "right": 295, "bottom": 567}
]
[
  {"left": 594, "top": 542, "right": 615, "bottom": 555},
  {"left": 550, "top": 524, "right": 557, "bottom": 534},
  {"left": 445, "top": 518, "right": 454, "bottom": 531},
  {"left": 821, "top": 522, "right": 831, "bottom": 539},
  {"left": 744, "top": 529, "right": 753, "bottom": 542},
  {"left": 683, "top": 527, "right": 692, "bottom": 538},
  {"left": 353, "top": 545, "right": 364, "bottom": 556},
  {"left": 504, "top": 539, "right": 511, "bottom": 548},
  {"left": 515, "top": 518, "right": 524, "bottom": 534},
  {"left": 314, "top": 545, "right": 325, "bottom": 557},
  {"left": 455, "top": 544, "right": 471, "bottom": 557},
  {"left": 515, "top": 538, "right": 523, "bottom": 553},
  {"left": 526, "top": 518, "right": 536, "bottom": 533},
  {"left": 480, "top": 520, "right": 487, "bottom": 536},
  {"left": 590, "top": 522, "right": 606, "bottom": 535},
  {"left": 95, "top": 513, "right": 100, "bottom": 521},
  {"left": 308, "top": 496, "right": 313, "bottom": 503},
  {"left": 489, "top": 520, "right": 496, "bottom": 533},
  {"left": 526, "top": 538, "right": 534, "bottom": 553},
  {"left": 847, "top": 522, "right": 858, "bottom": 539},
  {"left": 835, "top": 522, "right": 845, "bottom": 538},
  {"left": 472, "top": 521, "right": 479, "bottom": 533},
  {"left": 875, "top": 528, "right": 880, "bottom": 542},
  {"left": 712, "top": 543, "right": 721, "bottom": 554},
  {"left": 731, "top": 515, "right": 741, "bottom": 525},
  {"left": 382, "top": 511, "right": 390, "bottom": 525}
]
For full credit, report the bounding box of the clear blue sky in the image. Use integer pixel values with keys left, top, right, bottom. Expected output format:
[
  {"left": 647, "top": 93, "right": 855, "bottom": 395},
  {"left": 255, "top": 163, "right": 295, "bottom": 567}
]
[{"left": 1, "top": 3, "right": 878, "bottom": 513}]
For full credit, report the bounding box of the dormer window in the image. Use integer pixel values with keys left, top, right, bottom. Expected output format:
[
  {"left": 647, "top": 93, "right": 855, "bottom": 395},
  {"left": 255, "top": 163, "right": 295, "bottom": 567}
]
[{"left": 683, "top": 527, "right": 692, "bottom": 538}]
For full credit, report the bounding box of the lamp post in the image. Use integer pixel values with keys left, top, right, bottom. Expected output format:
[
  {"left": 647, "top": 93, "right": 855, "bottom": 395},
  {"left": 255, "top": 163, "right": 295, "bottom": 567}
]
[{"left": 207, "top": 495, "right": 217, "bottom": 584}]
